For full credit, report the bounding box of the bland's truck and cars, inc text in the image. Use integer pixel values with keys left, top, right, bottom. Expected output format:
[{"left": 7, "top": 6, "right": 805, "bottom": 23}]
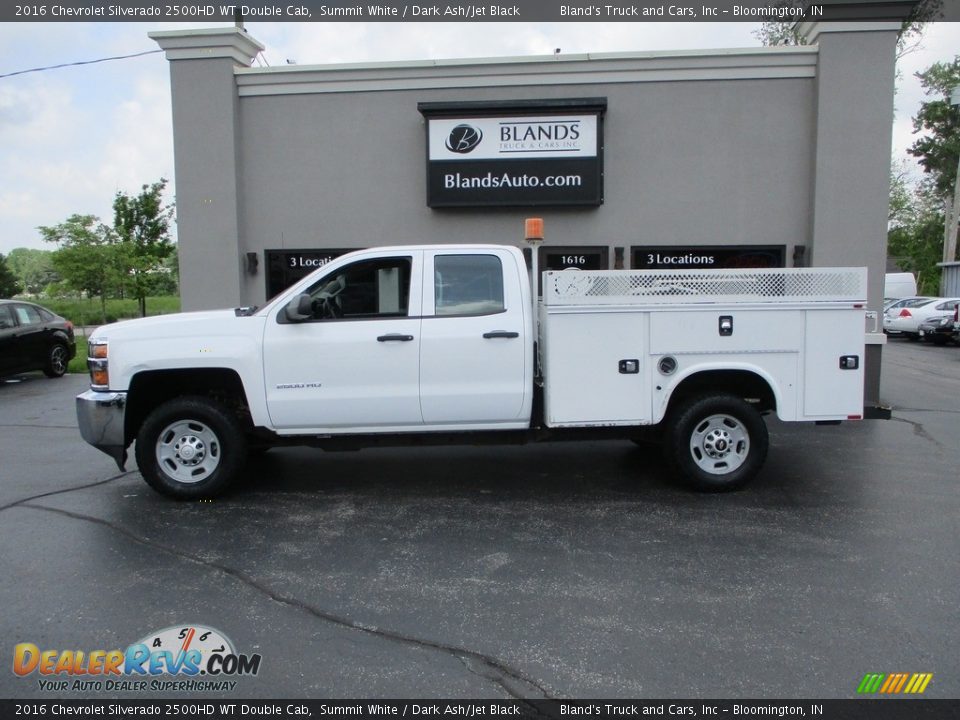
[{"left": 76, "top": 225, "right": 873, "bottom": 499}]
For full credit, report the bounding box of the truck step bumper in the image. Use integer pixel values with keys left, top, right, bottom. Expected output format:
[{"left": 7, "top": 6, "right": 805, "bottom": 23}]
[{"left": 76, "top": 390, "right": 128, "bottom": 470}]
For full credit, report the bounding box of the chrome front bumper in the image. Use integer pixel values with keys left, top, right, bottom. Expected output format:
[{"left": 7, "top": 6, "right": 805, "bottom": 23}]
[{"left": 76, "top": 390, "right": 128, "bottom": 470}]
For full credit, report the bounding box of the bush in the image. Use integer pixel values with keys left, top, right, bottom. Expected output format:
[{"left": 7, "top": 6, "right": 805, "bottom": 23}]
[
  {"left": 40, "top": 295, "right": 181, "bottom": 326},
  {"left": 68, "top": 338, "right": 88, "bottom": 375}
]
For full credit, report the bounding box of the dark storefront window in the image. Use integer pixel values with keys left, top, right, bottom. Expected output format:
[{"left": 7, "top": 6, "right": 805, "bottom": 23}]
[
  {"left": 631, "top": 246, "right": 785, "bottom": 270},
  {"left": 265, "top": 249, "right": 352, "bottom": 299},
  {"left": 533, "top": 245, "right": 609, "bottom": 294}
]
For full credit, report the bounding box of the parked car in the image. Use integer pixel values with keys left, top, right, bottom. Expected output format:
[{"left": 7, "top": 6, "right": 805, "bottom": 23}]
[
  {"left": 918, "top": 300, "right": 960, "bottom": 345},
  {"left": 0, "top": 300, "right": 76, "bottom": 379},
  {"left": 918, "top": 313, "right": 958, "bottom": 345},
  {"left": 883, "top": 296, "right": 933, "bottom": 314},
  {"left": 883, "top": 297, "right": 960, "bottom": 340}
]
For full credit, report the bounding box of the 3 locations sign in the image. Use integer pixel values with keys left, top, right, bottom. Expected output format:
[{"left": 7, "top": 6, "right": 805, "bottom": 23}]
[
  {"left": 632, "top": 245, "right": 786, "bottom": 270},
  {"left": 419, "top": 99, "right": 606, "bottom": 208}
]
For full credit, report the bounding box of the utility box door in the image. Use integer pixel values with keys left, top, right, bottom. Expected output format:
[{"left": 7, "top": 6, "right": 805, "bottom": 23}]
[
  {"left": 542, "top": 310, "right": 651, "bottom": 426},
  {"left": 803, "top": 309, "right": 865, "bottom": 418}
]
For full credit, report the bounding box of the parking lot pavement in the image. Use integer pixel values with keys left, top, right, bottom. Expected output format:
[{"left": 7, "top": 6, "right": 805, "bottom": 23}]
[{"left": 1, "top": 341, "right": 958, "bottom": 699}]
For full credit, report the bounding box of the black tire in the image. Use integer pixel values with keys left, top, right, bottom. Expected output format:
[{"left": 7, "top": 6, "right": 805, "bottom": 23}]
[
  {"left": 930, "top": 335, "right": 948, "bottom": 346},
  {"left": 43, "top": 343, "right": 69, "bottom": 378},
  {"left": 135, "top": 396, "right": 247, "bottom": 500},
  {"left": 664, "top": 394, "right": 768, "bottom": 492},
  {"left": 907, "top": 333, "right": 920, "bottom": 342}
]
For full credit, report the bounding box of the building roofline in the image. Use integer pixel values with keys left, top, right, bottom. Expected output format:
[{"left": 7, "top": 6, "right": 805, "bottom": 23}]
[
  {"left": 235, "top": 45, "right": 819, "bottom": 97},
  {"left": 238, "top": 45, "right": 818, "bottom": 77}
]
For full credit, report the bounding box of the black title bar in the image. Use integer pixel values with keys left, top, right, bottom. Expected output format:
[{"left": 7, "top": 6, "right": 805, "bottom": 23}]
[
  {"left": 2, "top": 700, "right": 959, "bottom": 719},
  {"left": 6, "top": 0, "right": 955, "bottom": 23}
]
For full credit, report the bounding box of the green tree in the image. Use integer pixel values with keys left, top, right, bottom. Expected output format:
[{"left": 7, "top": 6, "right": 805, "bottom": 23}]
[
  {"left": 753, "top": 1, "right": 940, "bottom": 56},
  {"left": 888, "top": 179, "right": 945, "bottom": 294},
  {"left": 0, "top": 253, "right": 23, "bottom": 298},
  {"left": 39, "top": 214, "right": 120, "bottom": 324},
  {"left": 147, "top": 251, "right": 180, "bottom": 296},
  {"left": 6, "top": 247, "right": 59, "bottom": 295},
  {"left": 907, "top": 57, "right": 960, "bottom": 199},
  {"left": 113, "top": 179, "right": 175, "bottom": 317},
  {"left": 889, "top": 162, "right": 913, "bottom": 225},
  {"left": 906, "top": 56, "right": 960, "bottom": 265},
  {"left": 752, "top": 20, "right": 803, "bottom": 48}
]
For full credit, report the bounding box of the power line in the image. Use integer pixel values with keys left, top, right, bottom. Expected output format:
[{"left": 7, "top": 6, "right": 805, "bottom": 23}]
[{"left": 0, "top": 49, "right": 163, "bottom": 80}]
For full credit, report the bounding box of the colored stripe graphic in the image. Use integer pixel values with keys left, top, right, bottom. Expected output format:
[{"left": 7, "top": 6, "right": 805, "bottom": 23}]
[
  {"left": 905, "top": 673, "right": 933, "bottom": 694},
  {"left": 880, "top": 674, "right": 898, "bottom": 693},
  {"left": 858, "top": 673, "right": 932, "bottom": 694}
]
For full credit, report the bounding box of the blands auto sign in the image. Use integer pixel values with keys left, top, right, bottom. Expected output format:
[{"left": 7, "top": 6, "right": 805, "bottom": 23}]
[{"left": 419, "top": 99, "right": 606, "bottom": 208}]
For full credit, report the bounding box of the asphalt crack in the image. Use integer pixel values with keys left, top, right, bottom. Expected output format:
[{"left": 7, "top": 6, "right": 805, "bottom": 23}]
[
  {"left": 16, "top": 502, "right": 554, "bottom": 700},
  {"left": 889, "top": 407, "right": 960, "bottom": 415},
  {"left": 889, "top": 415, "right": 943, "bottom": 449},
  {"left": 0, "top": 423, "right": 77, "bottom": 429},
  {"left": 0, "top": 469, "right": 137, "bottom": 512},
  {"left": 457, "top": 656, "right": 560, "bottom": 711}
]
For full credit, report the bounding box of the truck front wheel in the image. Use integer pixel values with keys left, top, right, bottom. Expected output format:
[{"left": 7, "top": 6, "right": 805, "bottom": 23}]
[
  {"left": 135, "top": 396, "right": 247, "bottom": 499},
  {"left": 665, "top": 394, "right": 768, "bottom": 492}
]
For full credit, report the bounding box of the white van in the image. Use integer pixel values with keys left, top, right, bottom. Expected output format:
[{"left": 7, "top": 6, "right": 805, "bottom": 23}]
[{"left": 884, "top": 272, "right": 917, "bottom": 302}]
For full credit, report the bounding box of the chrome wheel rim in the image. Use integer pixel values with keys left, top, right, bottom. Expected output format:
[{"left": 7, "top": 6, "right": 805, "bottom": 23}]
[
  {"left": 155, "top": 419, "right": 221, "bottom": 484},
  {"left": 689, "top": 413, "right": 749, "bottom": 475},
  {"left": 50, "top": 345, "right": 67, "bottom": 374}
]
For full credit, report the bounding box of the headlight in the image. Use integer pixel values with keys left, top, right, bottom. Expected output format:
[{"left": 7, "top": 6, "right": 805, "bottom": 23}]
[{"left": 88, "top": 340, "right": 109, "bottom": 390}]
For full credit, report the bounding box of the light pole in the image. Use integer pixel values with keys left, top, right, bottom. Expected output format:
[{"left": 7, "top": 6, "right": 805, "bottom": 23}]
[{"left": 944, "top": 86, "right": 960, "bottom": 265}]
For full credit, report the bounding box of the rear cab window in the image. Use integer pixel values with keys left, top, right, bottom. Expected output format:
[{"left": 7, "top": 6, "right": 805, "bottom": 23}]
[{"left": 434, "top": 255, "right": 505, "bottom": 316}]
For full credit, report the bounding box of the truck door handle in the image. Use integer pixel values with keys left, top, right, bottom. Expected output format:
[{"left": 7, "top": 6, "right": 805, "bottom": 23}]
[
  {"left": 377, "top": 334, "right": 414, "bottom": 342},
  {"left": 482, "top": 331, "right": 519, "bottom": 339}
]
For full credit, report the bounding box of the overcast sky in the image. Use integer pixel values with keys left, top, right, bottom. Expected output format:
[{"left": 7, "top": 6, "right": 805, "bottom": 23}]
[{"left": 0, "top": 21, "right": 957, "bottom": 256}]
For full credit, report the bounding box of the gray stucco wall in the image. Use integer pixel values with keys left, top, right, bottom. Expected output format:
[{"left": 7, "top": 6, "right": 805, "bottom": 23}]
[
  {"left": 153, "top": 23, "right": 902, "bottom": 406},
  {"left": 809, "top": 29, "right": 897, "bottom": 311},
  {"left": 236, "top": 76, "right": 815, "bottom": 304},
  {"left": 167, "top": 57, "right": 245, "bottom": 312}
]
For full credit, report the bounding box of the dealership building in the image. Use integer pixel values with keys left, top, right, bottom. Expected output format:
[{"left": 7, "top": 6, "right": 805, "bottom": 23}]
[{"left": 151, "top": 10, "right": 906, "bottom": 406}]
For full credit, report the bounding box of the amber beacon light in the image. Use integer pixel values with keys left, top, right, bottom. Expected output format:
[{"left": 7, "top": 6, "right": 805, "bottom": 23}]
[{"left": 525, "top": 217, "right": 544, "bottom": 242}]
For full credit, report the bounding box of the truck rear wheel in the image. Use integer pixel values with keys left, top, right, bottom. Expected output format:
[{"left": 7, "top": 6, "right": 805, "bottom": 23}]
[
  {"left": 135, "top": 396, "right": 246, "bottom": 499},
  {"left": 665, "top": 394, "right": 768, "bottom": 492}
]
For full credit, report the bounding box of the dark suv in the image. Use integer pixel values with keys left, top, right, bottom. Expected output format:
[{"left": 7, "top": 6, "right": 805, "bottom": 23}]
[{"left": 0, "top": 300, "right": 76, "bottom": 378}]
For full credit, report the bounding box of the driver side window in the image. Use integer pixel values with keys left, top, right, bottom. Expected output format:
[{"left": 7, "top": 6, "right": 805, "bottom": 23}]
[{"left": 304, "top": 257, "right": 411, "bottom": 320}]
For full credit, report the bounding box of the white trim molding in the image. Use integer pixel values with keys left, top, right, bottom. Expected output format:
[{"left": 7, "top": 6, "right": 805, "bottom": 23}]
[
  {"left": 150, "top": 28, "right": 264, "bottom": 67},
  {"left": 235, "top": 47, "right": 819, "bottom": 98}
]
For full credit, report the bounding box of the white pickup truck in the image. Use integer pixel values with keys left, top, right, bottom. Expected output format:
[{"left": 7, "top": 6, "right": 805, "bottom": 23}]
[{"left": 77, "top": 241, "right": 869, "bottom": 499}]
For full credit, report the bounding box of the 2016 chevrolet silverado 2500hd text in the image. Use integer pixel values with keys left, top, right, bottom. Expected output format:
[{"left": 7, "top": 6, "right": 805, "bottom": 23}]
[{"left": 76, "top": 229, "right": 872, "bottom": 499}]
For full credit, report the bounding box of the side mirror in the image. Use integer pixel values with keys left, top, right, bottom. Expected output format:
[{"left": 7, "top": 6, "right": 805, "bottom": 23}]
[{"left": 284, "top": 293, "right": 313, "bottom": 322}]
